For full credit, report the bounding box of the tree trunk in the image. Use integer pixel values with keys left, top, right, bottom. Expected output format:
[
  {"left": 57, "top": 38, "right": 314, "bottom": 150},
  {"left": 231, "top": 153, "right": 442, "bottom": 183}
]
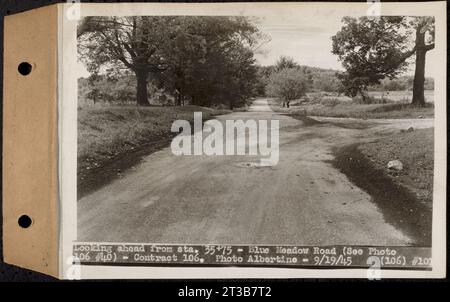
[
  {"left": 412, "top": 29, "right": 426, "bottom": 107},
  {"left": 177, "top": 87, "right": 184, "bottom": 106},
  {"left": 286, "top": 101, "right": 290, "bottom": 108},
  {"left": 359, "top": 90, "right": 367, "bottom": 103},
  {"left": 135, "top": 70, "right": 150, "bottom": 106},
  {"left": 176, "top": 90, "right": 182, "bottom": 106},
  {"left": 412, "top": 49, "right": 426, "bottom": 106}
]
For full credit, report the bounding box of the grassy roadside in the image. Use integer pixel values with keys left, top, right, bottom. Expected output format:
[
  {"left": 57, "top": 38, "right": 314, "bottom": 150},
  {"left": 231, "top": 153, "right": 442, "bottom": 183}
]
[
  {"left": 359, "top": 128, "right": 434, "bottom": 204},
  {"left": 78, "top": 105, "right": 230, "bottom": 160},
  {"left": 268, "top": 98, "right": 434, "bottom": 119},
  {"left": 331, "top": 128, "right": 434, "bottom": 245},
  {"left": 78, "top": 105, "right": 230, "bottom": 197}
]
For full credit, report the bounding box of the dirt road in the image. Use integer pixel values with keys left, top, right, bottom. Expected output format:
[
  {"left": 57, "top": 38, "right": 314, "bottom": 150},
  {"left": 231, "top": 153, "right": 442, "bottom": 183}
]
[{"left": 78, "top": 99, "right": 433, "bottom": 245}]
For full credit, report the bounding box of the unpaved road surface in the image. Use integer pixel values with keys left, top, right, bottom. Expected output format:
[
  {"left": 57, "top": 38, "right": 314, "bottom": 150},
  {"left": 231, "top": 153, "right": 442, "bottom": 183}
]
[{"left": 78, "top": 99, "right": 433, "bottom": 245}]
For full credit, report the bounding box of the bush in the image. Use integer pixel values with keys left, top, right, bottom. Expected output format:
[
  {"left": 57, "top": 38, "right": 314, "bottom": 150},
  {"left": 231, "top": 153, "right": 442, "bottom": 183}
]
[
  {"left": 320, "top": 97, "right": 340, "bottom": 107},
  {"left": 352, "top": 95, "right": 393, "bottom": 104}
]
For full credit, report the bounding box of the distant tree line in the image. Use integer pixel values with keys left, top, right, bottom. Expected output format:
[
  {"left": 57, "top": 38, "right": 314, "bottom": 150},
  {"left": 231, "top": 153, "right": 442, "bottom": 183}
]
[
  {"left": 255, "top": 56, "right": 433, "bottom": 104},
  {"left": 78, "top": 57, "right": 434, "bottom": 108},
  {"left": 78, "top": 16, "right": 265, "bottom": 108},
  {"left": 368, "top": 76, "right": 434, "bottom": 92}
]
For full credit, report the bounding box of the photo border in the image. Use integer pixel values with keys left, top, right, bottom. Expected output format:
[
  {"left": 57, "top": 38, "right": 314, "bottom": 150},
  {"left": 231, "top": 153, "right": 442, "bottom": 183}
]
[{"left": 59, "top": 1, "right": 447, "bottom": 279}]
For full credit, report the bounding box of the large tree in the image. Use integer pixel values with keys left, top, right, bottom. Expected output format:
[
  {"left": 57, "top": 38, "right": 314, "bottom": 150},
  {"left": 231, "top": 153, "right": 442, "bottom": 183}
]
[
  {"left": 266, "top": 68, "right": 309, "bottom": 108},
  {"left": 274, "top": 55, "right": 299, "bottom": 71},
  {"left": 78, "top": 16, "right": 262, "bottom": 108},
  {"left": 157, "top": 16, "right": 262, "bottom": 108},
  {"left": 78, "top": 17, "right": 177, "bottom": 106},
  {"left": 332, "top": 16, "right": 434, "bottom": 106}
]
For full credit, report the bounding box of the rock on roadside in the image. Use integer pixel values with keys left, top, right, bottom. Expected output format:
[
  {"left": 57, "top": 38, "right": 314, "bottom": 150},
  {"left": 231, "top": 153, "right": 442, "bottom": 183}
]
[{"left": 387, "top": 160, "right": 404, "bottom": 171}]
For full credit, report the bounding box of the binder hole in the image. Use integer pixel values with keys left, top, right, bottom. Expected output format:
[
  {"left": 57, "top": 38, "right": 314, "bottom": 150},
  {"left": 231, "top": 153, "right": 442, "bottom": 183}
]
[
  {"left": 18, "top": 62, "right": 32, "bottom": 76},
  {"left": 18, "top": 215, "right": 32, "bottom": 228}
]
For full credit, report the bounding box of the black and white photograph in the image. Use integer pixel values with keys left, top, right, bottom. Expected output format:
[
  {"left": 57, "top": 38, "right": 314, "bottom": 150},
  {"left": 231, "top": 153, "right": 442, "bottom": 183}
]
[{"left": 60, "top": 2, "right": 446, "bottom": 278}]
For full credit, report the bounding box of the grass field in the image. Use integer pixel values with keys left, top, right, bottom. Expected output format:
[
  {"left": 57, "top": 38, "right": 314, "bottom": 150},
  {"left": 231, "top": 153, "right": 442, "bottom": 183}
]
[
  {"left": 301, "top": 90, "right": 434, "bottom": 104},
  {"left": 268, "top": 91, "right": 434, "bottom": 119},
  {"left": 367, "top": 90, "right": 434, "bottom": 103}
]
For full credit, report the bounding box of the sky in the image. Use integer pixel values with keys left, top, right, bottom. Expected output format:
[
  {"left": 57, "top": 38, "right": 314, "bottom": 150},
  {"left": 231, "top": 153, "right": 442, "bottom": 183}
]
[{"left": 253, "top": 14, "right": 345, "bottom": 70}]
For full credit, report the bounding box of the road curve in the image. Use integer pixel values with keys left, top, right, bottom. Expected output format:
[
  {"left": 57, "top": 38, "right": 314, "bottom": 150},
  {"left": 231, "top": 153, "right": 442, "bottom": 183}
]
[{"left": 78, "top": 98, "right": 432, "bottom": 245}]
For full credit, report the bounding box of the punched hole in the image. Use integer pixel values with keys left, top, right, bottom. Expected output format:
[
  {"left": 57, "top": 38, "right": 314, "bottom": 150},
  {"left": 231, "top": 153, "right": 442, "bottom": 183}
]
[
  {"left": 18, "top": 215, "right": 32, "bottom": 228},
  {"left": 18, "top": 62, "right": 32, "bottom": 76}
]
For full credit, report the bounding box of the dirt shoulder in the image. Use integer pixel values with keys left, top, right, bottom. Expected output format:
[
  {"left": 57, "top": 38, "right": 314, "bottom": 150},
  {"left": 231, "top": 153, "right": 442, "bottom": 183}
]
[
  {"left": 331, "top": 127, "right": 434, "bottom": 246},
  {"left": 78, "top": 105, "right": 230, "bottom": 199}
]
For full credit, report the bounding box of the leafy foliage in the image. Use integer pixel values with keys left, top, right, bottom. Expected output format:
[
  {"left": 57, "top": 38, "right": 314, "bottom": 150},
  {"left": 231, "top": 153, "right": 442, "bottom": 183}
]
[
  {"left": 78, "top": 16, "right": 263, "bottom": 108},
  {"left": 266, "top": 68, "right": 310, "bottom": 106},
  {"left": 274, "top": 56, "right": 299, "bottom": 71},
  {"left": 332, "top": 16, "right": 435, "bottom": 104}
]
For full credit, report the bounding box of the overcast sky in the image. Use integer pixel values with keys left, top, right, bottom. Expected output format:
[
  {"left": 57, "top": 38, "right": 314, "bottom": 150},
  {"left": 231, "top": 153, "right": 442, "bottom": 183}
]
[{"left": 253, "top": 14, "right": 345, "bottom": 70}]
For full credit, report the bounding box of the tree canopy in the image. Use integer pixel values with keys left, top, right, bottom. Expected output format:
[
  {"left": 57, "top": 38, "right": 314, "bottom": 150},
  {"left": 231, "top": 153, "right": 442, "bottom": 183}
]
[
  {"left": 78, "top": 16, "right": 263, "bottom": 107},
  {"left": 332, "top": 16, "right": 434, "bottom": 105}
]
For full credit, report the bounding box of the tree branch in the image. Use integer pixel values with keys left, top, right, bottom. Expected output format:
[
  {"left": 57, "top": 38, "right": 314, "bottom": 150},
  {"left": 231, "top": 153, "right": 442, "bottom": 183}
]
[
  {"left": 97, "top": 29, "right": 133, "bottom": 69},
  {"left": 423, "top": 43, "right": 435, "bottom": 51}
]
